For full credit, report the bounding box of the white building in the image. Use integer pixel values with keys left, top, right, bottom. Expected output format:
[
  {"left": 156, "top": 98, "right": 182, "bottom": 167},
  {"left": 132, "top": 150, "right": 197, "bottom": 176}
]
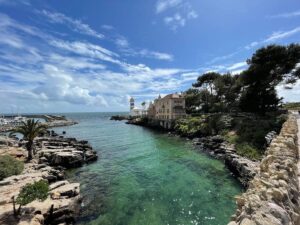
[{"left": 129, "top": 97, "right": 147, "bottom": 117}]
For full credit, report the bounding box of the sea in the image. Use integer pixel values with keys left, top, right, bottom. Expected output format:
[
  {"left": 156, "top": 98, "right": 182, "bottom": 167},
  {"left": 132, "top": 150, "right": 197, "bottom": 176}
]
[{"left": 52, "top": 112, "right": 242, "bottom": 225}]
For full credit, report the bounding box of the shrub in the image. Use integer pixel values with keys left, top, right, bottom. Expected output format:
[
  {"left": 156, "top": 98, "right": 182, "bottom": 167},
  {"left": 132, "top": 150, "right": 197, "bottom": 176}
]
[
  {"left": 0, "top": 155, "right": 24, "bottom": 180},
  {"left": 16, "top": 180, "right": 49, "bottom": 206},
  {"left": 174, "top": 116, "right": 209, "bottom": 137},
  {"left": 235, "top": 143, "right": 262, "bottom": 160}
]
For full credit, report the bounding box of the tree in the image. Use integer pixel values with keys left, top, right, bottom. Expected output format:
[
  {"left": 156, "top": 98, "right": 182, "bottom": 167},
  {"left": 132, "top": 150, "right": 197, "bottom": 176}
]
[
  {"left": 193, "top": 72, "right": 221, "bottom": 112},
  {"left": 141, "top": 101, "right": 146, "bottom": 110},
  {"left": 193, "top": 72, "right": 220, "bottom": 94},
  {"left": 11, "top": 119, "right": 47, "bottom": 161},
  {"left": 239, "top": 44, "right": 300, "bottom": 114},
  {"left": 214, "top": 74, "right": 241, "bottom": 112}
]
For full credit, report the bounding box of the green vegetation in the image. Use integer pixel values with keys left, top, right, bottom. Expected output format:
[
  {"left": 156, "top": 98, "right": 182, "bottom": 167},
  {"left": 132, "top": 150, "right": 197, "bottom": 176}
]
[
  {"left": 181, "top": 44, "right": 299, "bottom": 159},
  {"left": 175, "top": 116, "right": 209, "bottom": 137},
  {"left": 0, "top": 155, "right": 24, "bottom": 180},
  {"left": 283, "top": 102, "right": 300, "bottom": 110},
  {"left": 13, "top": 180, "right": 49, "bottom": 216},
  {"left": 187, "top": 44, "right": 300, "bottom": 115},
  {"left": 10, "top": 119, "right": 47, "bottom": 161},
  {"left": 222, "top": 114, "right": 287, "bottom": 160},
  {"left": 16, "top": 180, "right": 49, "bottom": 205},
  {"left": 175, "top": 113, "right": 287, "bottom": 160},
  {"left": 174, "top": 114, "right": 231, "bottom": 138}
]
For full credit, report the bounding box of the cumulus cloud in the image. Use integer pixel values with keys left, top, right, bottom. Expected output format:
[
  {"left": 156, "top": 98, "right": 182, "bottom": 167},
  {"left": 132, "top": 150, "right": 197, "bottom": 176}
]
[{"left": 0, "top": 13, "right": 185, "bottom": 112}]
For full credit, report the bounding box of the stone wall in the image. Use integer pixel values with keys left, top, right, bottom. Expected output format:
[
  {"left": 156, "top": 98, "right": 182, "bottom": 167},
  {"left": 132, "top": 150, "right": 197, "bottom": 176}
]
[{"left": 228, "top": 114, "right": 300, "bottom": 225}]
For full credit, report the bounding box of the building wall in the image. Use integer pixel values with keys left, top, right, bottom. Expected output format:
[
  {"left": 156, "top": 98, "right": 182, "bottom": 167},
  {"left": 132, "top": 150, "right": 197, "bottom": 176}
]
[{"left": 148, "top": 94, "right": 186, "bottom": 120}]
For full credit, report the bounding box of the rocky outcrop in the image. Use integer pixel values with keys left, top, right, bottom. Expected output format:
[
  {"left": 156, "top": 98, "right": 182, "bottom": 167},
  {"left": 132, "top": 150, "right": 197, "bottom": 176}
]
[
  {"left": 193, "top": 136, "right": 258, "bottom": 187},
  {"left": 0, "top": 162, "right": 80, "bottom": 225},
  {"left": 35, "top": 135, "right": 98, "bottom": 168},
  {"left": 110, "top": 115, "right": 129, "bottom": 121},
  {"left": 228, "top": 114, "right": 300, "bottom": 225},
  {"left": 0, "top": 131, "right": 98, "bottom": 225}
]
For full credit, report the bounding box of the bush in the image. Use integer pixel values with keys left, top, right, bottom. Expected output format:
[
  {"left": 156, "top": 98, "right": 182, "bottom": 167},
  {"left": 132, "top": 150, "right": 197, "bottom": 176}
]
[
  {"left": 0, "top": 155, "right": 24, "bottom": 180},
  {"left": 16, "top": 180, "right": 49, "bottom": 206},
  {"left": 235, "top": 143, "right": 262, "bottom": 160},
  {"left": 174, "top": 116, "right": 210, "bottom": 137}
]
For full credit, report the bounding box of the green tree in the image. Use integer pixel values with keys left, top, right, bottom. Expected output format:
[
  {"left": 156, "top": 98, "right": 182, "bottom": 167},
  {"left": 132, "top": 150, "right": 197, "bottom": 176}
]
[
  {"left": 214, "top": 74, "right": 241, "bottom": 112},
  {"left": 239, "top": 44, "right": 300, "bottom": 113},
  {"left": 141, "top": 101, "right": 146, "bottom": 110},
  {"left": 10, "top": 119, "right": 47, "bottom": 161},
  {"left": 193, "top": 72, "right": 220, "bottom": 94}
]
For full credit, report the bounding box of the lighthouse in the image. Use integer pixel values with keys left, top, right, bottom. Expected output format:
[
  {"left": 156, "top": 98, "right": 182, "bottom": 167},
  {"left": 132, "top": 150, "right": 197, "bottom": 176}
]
[{"left": 130, "top": 97, "right": 134, "bottom": 111}]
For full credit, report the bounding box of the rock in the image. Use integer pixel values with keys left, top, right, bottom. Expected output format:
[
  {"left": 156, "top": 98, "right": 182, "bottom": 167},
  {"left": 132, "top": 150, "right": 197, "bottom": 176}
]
[
  {"left": 49, "top": 180, "right": 70, "bottom": 191},
  {"left": 240, "top": 218, "right": 256, "bottom": 225},
  {"left": 50, "top": 183, "right": 80, "bottom": 198}
]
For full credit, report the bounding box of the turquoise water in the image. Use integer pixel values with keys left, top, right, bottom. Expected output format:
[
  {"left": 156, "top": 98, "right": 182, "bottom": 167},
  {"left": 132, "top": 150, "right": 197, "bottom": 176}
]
[{"left": 53, "top": 113, "right": 241, "bottom": 225}]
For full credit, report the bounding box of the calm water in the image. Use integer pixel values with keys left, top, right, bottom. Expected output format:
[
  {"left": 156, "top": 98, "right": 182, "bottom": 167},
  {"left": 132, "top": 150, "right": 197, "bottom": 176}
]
[{"left": 53, "top": 112, "right": 241, "bottom": 225}]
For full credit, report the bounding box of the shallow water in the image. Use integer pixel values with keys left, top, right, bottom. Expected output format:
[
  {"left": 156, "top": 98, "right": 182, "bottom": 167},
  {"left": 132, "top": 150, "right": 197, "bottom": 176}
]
[{"left": 53, "top": 112, "right": 241, "bottom": 225}]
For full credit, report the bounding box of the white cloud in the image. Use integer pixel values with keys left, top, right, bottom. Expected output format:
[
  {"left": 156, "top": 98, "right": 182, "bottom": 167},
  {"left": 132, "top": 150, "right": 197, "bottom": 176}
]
[
  {"left": 164, "top": 13, "right": 186, "bottom": 30},
  {"left": 227, "top": 62, "right": 247, "bottom": 70},
  {"left": 277, "top": 80, "right": 300, "bottom": 102},
  {"left": 114, "top": 35, "right": 174, "bottom": 61},
  {"left": 245, "top": 26, "right": 300, "bottom": 50},
  {"left": 49, "top": 40, "right": 121, "bottom": 64},
  {"left": 155, "top": 0, "right": 198, "bottom": 31},
  {"left": 101, "top": 24, "right": 114, "bottom": 30},
  {"left": 264, "top": 27, "right": 300, "bottom": 43},
  {"left": 115, "top": 36, "right": 130, "bottom": 48},
  {"left": 138, "top": 49, "right": 174, "bottom": 61},
  {"left": 0, "top": 13, "right": 187, "bottom": 112},
  {"left": 156, "top": 0, "right": 182, "bottom": 14},
  {"left": 41, "top": 10, "right": 104, "bottom": 39},
  {"left": 268, "top": 10, "right": 300, "bottom": 19}
]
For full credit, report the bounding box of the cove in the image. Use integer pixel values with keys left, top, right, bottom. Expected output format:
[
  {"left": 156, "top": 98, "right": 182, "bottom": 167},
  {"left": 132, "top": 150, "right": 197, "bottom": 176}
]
[{"left": 53, "top": 112, "right": 242, "bottom": 225}]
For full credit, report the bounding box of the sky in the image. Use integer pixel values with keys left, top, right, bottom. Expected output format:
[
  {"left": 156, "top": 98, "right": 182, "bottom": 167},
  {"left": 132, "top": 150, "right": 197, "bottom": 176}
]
[{"left": 0, "top": 0, "right": 299, "bottom": 113}]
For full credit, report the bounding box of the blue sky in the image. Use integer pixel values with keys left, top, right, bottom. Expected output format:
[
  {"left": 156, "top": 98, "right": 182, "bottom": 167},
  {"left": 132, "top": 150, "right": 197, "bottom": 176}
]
[{"left": 0, "top": 0, "right": 299, "bottom": 113}]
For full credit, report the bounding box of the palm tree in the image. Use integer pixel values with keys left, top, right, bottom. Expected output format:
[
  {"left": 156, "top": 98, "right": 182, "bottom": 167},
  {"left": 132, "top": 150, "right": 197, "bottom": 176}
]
[
  {"left": 11, "top": 119, "right": 47, "bottom": 161},
  {"left": 141, "top": 101, "right": 146, "bottom": 110}
]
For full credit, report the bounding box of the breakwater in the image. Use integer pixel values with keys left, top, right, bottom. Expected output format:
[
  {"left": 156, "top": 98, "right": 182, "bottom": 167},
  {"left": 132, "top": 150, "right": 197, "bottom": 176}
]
[{"left": 228, "top": 114, "right": 300, "bottom": 225}]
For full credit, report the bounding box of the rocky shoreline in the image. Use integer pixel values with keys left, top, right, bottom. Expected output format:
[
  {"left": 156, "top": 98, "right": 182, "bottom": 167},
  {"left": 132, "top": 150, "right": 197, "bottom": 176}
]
[
  {"left": 0, "top": 131, "right": 98, "bottom": 225},
  {"left": 192, "top": 136, "right": 259, "bottom": 187}
]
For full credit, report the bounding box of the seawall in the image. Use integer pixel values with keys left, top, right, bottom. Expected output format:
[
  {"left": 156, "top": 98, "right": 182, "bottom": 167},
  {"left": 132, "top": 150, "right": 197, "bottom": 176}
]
[{"left": 228, "top": 114, "right": 300, "bottom": 225}]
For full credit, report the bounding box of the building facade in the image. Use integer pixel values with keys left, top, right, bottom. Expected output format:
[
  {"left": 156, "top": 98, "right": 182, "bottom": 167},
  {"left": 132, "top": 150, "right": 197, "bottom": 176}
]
[{"left": 147, "top": 93, "right": 186, "bottom": 121}]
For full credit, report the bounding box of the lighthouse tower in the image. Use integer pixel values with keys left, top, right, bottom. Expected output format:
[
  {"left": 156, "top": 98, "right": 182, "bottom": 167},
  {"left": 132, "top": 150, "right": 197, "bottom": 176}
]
[{"left": 129, "top": 97, "right": 135, "bottom": 112}]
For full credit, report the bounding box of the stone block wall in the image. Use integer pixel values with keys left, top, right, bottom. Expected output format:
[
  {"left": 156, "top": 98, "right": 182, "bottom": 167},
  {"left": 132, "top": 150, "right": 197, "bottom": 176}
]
[{"left": 228, "top": 114, "right": 300, "bottom": 225}]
